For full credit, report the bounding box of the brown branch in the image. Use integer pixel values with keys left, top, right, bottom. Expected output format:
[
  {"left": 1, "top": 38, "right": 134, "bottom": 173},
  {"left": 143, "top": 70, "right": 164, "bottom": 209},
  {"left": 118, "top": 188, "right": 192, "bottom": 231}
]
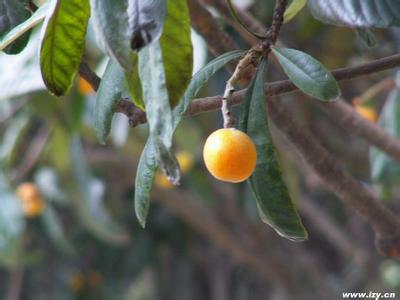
[
  {"left": 317, "top": 99, "right": 400, "bottom": 162},
  {"left": 299, "top": 197, "right": 368, "bottom": 265},
  {"left": 267, "top": 99, "right": 400, "bottom": 256},
  {"left": 187, "top": 0, "right": 238, "bottom": 57},
  {"left": 76, "top": 0, "right": 400, "bottom": 256},
  {"left": 107, "top": 52, "right": 400, "bottom": 125},
  {"left": 184, "top": 0, "right": 400, "bottom": 256}
]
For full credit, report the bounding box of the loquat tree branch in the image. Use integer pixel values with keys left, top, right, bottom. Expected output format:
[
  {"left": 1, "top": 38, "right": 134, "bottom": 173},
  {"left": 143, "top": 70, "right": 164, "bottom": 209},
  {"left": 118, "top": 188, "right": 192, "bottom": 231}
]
[
  {"left": 182, "top": 0, "right": 400, "bottom": 256},
  {"left": 77, "top": 0, "right": 400, "bottom": 256}
]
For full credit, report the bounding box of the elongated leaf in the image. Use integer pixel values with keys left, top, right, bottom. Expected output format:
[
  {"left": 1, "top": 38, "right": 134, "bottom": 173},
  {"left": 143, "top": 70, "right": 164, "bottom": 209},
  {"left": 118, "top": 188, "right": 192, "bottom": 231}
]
[
  {"left": 272, "top": 46, "right": 340, "bottom": 101},
  {"left": 239, "top": 59, "right": 308, "bottom": 241},
  {"left": 127, "top": 0, "right": 193, "bottom": 108},
  {"left": 160, "top": 0, "right": 192, "bottom": 107},
  {"left": 284, "top": 0, "right": 307, "bottom": 23},
  {"left": 91, "top": 0, "right": 134, "bottom": 71},
  {"left": 135, "top": 140, "right": 157, "bottom": 227},
  {"left": 0, "top": 2, "right": 49, "bottom": 51},
  {"left": 134, "top": 50, "right": 245, "bottom": 227},
  {"left": 129, "top": 0, "right": 166, "bottom": 52},
  {"left": 138, "top": 41, "right": 179, "bottom": 184},
  {"left": 91, "top": 0, "right": 165, "bottom": 70},
  {"left": 40, "top": 0, "right": 90, "bottom": 95},
  {"left": 0, "top": 0, "right": 31, "bottom": 54},
  {"left": 172, "top": 50, "right": 246, "bottom": 126},
  {"left": 94, "top": 60, "right": 125, "bottom": 144},
  {"left": 308, "top": 0, "right": 400, "bottom": 28}
]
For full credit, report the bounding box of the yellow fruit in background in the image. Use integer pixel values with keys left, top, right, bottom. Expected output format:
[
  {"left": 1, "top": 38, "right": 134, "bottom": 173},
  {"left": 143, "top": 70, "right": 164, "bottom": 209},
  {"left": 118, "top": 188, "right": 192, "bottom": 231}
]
[
  {"left": 77, "top": 77, "right": 94, "bottom": 95},
  {"left": 16, "top": 183, "right": 45, "bottom": 217},
  {"left": 155, "top": 151, "right": 195, "bottom": 189},
  {"left": 176, "top": 151, "right": 195, "bottom": 173},
  {"left": 354, "top": 105, "right": 378, "bottom": 122},
  {"left": 203, "top": 128, "right": 257, "bottom": 183}
]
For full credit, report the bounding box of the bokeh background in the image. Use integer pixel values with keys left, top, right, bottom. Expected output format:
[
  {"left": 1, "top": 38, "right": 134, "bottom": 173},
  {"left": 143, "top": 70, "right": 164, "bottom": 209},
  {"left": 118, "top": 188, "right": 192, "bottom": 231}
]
[{"left": 1, "top": 0, "right": 400, "bottom": 299}]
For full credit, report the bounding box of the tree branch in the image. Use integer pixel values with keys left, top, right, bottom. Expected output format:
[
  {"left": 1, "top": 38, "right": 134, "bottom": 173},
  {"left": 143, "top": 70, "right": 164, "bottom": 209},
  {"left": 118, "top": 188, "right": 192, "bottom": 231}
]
[{"left": 76, "top": 0, "right": 400, "bottom": 256}]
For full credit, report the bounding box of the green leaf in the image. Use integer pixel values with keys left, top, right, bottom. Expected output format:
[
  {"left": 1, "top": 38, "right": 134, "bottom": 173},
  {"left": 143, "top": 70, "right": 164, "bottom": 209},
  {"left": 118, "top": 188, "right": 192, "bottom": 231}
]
[
  {"left": 91, "top": 0, "right": 137, "bottom": 71},
  {"left": 127, "top": 0, "right": 193, "bottom": 109},
  {"left": 0, "top": 0, "right": 31, "bottom": 54},
  {"left": 284, "top": 0, "right": 307, "bottom": 23},
  {"left": 160, "top": 0, "right": 193, "bottom": 107},
  {"left": 135, "top": 140, "right": 157, "bottom": 227},
  {"left": 172, "top": 50, "right": 246, "bottom": 126},
  {"left": 239, "top": 59, "right": 308, "bottom": 241},
  {"left": 94, "top": 60, "right": 125, "bottom": 144},
  {"left": 40, "top": 0, "right": 90, "bottom": 96},
  {"left": 308, "top": 0, "right": 400, "bottom": 28},
  {"left": 138, "top": 41, "right": 179, "bottom": 183},
  {"left": 129, "top": 0, "right": 167, "bottom": 52},
  {"left": 272, "top": 46, "right": 340, "bottom": 101},
  {"left": 370, "top": 86, "right": 400, "bottom": 194},
  {"left": 134, "top": 50, "right": 244, "bottom": 227},
  {"left": 125, "top": 54, "right": 143, "bottom": 108},
  {"left": 0, "top": 1, "right": 49, "bottom": 51},
  {"left": 90, "top": 0, "right": 165, "bottom": 68}
]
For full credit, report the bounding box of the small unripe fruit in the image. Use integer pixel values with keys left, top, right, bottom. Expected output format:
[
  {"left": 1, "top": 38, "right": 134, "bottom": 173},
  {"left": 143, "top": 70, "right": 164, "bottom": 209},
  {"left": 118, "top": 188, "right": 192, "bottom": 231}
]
[{"left": 203, "top": 128, "right": 257, "bottom": 183}]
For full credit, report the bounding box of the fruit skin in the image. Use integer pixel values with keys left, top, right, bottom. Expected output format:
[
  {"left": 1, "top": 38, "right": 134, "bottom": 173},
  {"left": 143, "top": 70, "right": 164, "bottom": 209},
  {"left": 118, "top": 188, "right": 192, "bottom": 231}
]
[
  {"left": 354, "top": 105, "right": 377, "bottom": 122},
  {"left": 155, "top": 151, "right": 195, "bottom": 189},
  {"left": 203, "top": 128, "right": 257, "bottom": 183},
  {"left": 16, "top": 183, "right": 45, "bottom": 218}
]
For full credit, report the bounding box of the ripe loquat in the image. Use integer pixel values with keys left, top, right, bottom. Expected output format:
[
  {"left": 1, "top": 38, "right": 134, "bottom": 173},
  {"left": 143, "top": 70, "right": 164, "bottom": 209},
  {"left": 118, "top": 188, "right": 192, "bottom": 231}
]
[{"left": 203, "top": 128, "right": 257, "bottom": 183}]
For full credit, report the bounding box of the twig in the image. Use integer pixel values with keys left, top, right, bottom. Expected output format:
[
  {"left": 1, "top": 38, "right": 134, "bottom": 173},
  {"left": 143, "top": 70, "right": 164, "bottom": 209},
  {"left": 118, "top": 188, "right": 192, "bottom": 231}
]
[
  {"left": 94, "top": 53, "right": 400, "bottom": 128},
  {"left": 220, "top": 0, "right": 286, "bottom": 128},
  {"left": 76, "top": 0, "right": 400, "bottom": 255},
  {"left": 185, "top": 0, "right": 400, "bottom": 256}
]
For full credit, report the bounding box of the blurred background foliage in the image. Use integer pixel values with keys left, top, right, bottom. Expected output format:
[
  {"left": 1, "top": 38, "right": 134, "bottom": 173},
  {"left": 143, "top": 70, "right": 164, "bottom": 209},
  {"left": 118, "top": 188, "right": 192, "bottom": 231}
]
[{"left": 1, "top": 0, "right": 400, "bottom": 299}]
